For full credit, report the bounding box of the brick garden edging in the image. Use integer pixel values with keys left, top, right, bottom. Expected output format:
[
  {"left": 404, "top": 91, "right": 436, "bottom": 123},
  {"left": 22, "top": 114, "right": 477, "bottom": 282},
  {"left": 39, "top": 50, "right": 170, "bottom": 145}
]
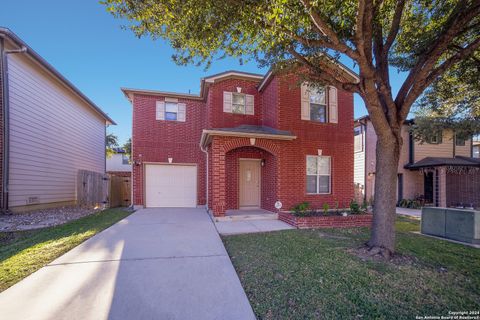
[{"left": 278, "top": 211, "right": 373, "bottom": 229}]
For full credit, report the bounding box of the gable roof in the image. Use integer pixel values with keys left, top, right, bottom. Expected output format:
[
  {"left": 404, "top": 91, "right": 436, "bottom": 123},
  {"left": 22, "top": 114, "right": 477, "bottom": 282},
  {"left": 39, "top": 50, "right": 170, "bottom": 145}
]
[
  {"left": 122, "top": 61, "right": 360, "bottom": 102},
  {"left": 0, "top": 27, "right": 115, "bottom": 125}
]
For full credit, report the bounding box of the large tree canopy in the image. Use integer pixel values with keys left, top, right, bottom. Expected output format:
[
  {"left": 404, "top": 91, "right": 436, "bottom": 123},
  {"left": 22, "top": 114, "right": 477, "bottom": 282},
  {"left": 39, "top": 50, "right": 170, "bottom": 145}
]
[
  {"left": 104, "top": 0, "right": 480, "bottom": 257},
  {"left": 412, "top": 50, "right": 480, "bottom": 142}
]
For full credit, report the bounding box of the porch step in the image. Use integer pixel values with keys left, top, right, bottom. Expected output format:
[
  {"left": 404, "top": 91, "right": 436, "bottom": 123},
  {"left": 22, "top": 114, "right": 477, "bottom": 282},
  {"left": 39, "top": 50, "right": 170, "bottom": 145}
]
[{"left": 215, "top": 213, "right": 278, "bottom": 222}]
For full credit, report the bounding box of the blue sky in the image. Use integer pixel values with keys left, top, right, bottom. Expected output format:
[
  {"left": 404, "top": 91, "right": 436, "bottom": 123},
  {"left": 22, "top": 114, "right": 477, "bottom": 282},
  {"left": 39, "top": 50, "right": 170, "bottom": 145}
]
[{"left": 1, "top": 0, "right": 408, "bottom": 144}]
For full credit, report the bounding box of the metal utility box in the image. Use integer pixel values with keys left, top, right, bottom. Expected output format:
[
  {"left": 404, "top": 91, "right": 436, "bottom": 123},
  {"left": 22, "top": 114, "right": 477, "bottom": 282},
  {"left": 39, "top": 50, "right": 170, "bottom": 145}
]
[{"left": 421, "top": 207, "right": 480, "bottom": 244}]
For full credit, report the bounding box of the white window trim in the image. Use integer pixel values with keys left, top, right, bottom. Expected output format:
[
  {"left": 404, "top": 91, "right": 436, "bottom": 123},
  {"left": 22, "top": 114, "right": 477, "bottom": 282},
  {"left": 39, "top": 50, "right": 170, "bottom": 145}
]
[{"left": 306, "top": 155, "right": 331, "bottom": 195}]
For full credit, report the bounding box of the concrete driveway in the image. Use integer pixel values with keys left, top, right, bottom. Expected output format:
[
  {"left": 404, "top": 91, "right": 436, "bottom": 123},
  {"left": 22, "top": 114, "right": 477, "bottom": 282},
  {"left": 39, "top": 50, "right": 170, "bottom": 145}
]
[{"left": 0, "top": 208, "right": 256, "bottom": 320}]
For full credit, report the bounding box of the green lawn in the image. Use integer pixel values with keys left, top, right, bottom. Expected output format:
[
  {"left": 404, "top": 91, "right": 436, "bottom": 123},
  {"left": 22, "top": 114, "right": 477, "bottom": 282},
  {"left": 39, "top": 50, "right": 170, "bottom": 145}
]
[
  {"left": 223, "top": 216, "right": 480, "bottom": 320},
  {"left": 0, "top": 208, "right": 132, "bottom": 292}
]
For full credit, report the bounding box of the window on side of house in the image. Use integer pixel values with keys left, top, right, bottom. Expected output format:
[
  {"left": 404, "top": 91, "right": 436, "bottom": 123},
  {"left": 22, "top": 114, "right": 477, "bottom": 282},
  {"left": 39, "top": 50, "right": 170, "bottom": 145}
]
[
  {"left": 473, "top": 145, "right": 480, "bottom": 158},
  {"left": 455, "top": 135, "right": 466, "bottom": 146},
  {"left": 309, "top": 87, "right": 327, "bottom": 123},
  {"left": 354, "top": 126, "right": 364, "bottom": 152},
  {"left": 306, "top": 155, "right": 331, "bottom": 194},
  {"left": 427, "top": 132, "right": 442, "bottom": 144},
  {"left": 165, "top": 102, "right": 178, "bottom": 121},
  {"left": 232, "top": 93, "right": 246, "bottom": 114},
  {"left": 122, "top": 154, "right": 130, "bottom": 165}
]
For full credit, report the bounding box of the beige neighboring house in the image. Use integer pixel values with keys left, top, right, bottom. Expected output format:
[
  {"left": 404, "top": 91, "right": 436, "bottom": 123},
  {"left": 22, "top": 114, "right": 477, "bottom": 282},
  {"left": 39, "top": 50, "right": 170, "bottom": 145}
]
[
  {"left": 354, "top": 116, "right": 480, "bottom": 209},
  {"left": 106, "top": 148, "right": 132, "bottom": 177},
  {"left": 0, "top": 27, "right": 115, "bottom": 212}
]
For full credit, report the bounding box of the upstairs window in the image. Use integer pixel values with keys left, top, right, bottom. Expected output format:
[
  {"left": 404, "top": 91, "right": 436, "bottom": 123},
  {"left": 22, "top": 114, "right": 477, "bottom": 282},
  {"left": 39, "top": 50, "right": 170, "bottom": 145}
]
[
  {"left": 232, "top": 93, "right": 246, "bottom": 114},
  {"left": 165, "top": 102, "right": 178, "bottom": 121},
  {"left": 427, "top": 132, "right": 442, "bottom": 144},
  {"left": 223, "top": 91, "right": 254, "bottom": 115},
  {"left": 301, "top": 83, "right": 338, "bottom": 123},
  {"left": 306, "top": 155, "right": 331, "bottom": 194},
  {"left": 156, "top": 99, "right": 186, "bottom": 122},
  {"left": 354, "top": 126, "right": 364, "bottom": 152},
  {"left": 309, "top": 87, "right": 327, "bottom": 123},
  {"left": 455, "top": 135, "right": 466, "bottom": 146},
  {"left": 473, "top": 145, "right": 479, "bottom": 158}
]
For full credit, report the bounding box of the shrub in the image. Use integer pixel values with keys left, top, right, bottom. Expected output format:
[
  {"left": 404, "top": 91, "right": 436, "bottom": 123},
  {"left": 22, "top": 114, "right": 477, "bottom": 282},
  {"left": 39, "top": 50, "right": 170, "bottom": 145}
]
[
  {"left": 349, "top": 199, "right": 361, "bottom": 214},
  {"left": 291, "top": 202, "right": 311, "bottom": 217},
  {"left": 322, "top": 203, "right": 330, "bottom": 215},
  {"left": 399, "top": 198, "right": 422, "bottom": 209}
]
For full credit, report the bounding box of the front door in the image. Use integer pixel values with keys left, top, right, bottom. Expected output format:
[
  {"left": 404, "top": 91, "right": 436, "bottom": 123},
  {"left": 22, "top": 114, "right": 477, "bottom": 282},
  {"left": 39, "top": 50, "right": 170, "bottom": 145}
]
[
  {"left": 424, "top": 172, "right": 434, "bottom": 204},
  {"left": 239, "top": 159, "right": 261, "bottom": 208}
]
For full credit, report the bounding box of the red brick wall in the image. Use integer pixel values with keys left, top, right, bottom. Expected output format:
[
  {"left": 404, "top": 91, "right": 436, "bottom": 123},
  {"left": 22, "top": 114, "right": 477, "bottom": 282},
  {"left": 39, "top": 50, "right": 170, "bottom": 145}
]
[
  {"left": 206, "top": 78, "right": 262, "bottom": 128},
  {"left": 278, "top": 211, "right": 372, "bottom": 229},
  {"left": 131, "top": 94, "right": 207, "bottom": 206},
  {"left": 261, "top": 77, "right": 278, "bottom": 128},
  {"left": 446, "top": 171, "right": 480, "bottom": 208},
  {"left": 225, "top": 146, "right": 277, "bottom": 211},
  {"left": 270, "top": 74, "right": 355, "bottom": 211}
]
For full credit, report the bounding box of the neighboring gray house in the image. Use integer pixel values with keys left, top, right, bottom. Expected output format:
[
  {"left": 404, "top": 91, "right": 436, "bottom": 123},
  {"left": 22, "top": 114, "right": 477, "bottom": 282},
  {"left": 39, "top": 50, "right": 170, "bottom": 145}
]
[
  {"left": 106, "top": 148, "right": 131, "bottom": 176},
  {"left": 0, "top": 27, "right": 115, "bottom": 212}
]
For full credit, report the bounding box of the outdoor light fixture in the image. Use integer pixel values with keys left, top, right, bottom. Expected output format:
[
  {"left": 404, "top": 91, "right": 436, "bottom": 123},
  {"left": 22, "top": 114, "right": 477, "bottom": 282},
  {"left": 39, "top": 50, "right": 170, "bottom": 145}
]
[
  {"left": 134, "top": 154, "right": 143, "bottom": 166},
  {"left": 168, "top": 157, "right": 173, "bottom": 164},
  {"left": 261, "top": 159, "right": 266, "bottom": 167}
]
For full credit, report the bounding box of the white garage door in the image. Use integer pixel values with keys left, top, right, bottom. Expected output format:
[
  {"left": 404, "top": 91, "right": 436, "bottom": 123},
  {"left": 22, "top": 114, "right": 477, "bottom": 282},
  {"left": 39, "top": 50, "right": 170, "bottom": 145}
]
[{"left": 145, "top": 164, "right": 197, "bottom": 207}]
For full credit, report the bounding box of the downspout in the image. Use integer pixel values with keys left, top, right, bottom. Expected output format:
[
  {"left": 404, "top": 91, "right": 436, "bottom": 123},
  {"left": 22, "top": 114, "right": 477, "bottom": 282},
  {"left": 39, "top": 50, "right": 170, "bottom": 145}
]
[
  {"left": 0, "top": 36, "right": 27, "bottom": 213},
  {"left": 200, "top": 141, "right": 209, "bottom": 211}
]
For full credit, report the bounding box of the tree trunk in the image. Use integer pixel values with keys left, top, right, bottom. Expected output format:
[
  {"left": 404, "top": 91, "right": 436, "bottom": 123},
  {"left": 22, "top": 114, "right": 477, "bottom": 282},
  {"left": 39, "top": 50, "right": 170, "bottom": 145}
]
[{"left": 368, "top": 133, "right": 401, "bottom": 257}]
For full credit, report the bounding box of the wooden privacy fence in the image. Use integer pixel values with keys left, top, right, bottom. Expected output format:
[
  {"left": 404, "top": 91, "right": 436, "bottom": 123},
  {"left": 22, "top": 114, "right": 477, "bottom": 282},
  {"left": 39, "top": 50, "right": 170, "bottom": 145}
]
[
  {"left": 108, "top": 174, "right": 131, "bottom": 207},
  {"left": 77, "top": 170, "right": 108, "bottom": 207}
]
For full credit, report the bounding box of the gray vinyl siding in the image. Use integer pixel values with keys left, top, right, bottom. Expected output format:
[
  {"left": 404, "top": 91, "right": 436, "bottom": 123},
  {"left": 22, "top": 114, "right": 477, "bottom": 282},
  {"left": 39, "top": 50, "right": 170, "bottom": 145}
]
[{"left": 7, "top": 53, "right": 105, "bottom": 207}]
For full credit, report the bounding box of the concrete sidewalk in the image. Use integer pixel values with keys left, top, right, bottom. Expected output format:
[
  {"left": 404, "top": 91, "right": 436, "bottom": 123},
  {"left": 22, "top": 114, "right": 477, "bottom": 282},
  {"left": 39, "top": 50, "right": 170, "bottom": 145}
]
[
  {"left": 216, "top": 219, "right": 294, "bottom": 235},
  {"left": 396, "top": 207, "right": 422, "bottom": 218},
  {"left": 0, "top": 208, "right": 255, "bottom": 320}
]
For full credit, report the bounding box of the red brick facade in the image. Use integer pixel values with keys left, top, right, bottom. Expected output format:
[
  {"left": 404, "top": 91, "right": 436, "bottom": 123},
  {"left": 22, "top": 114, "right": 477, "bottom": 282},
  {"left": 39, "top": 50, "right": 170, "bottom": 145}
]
[
  {"left": 130, "top": 70, "right": 354, "bottom": 216},
  {"left": 446, "top": 171, "right": 480, "bottom": 208}
]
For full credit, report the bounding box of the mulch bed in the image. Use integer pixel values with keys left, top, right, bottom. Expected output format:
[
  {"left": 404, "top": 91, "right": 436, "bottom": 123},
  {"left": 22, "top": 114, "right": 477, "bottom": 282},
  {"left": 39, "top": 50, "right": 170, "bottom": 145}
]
[{"left": 0, "top": 206, "right": 102, "bottom": 232}]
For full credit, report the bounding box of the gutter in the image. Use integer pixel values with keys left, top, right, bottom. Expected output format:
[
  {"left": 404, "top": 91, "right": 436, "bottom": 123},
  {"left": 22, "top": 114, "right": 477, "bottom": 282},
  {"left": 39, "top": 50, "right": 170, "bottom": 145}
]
[
  {"left": 0, "top": 36, "right": 27, "bottom": 212},
  {"left": 200, "top": 143, "right": 209, "bottom": 211}
]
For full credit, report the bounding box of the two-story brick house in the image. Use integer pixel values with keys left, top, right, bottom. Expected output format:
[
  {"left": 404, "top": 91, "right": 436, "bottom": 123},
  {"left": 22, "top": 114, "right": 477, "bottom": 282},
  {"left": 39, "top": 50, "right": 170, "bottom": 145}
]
[{"left": 123, "top": 68, "right": 358, "bottom": 217}]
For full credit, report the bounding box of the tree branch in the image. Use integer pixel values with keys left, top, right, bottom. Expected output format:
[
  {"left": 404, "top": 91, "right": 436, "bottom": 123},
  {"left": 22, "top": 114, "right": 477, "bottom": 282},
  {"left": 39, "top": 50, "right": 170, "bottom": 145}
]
[
  {"left": 399, "top": 37, "right": 480, "bottom": 120},
  {"left": 427, "top": 38, "right": 480, "bottom": 86},
  {"left": 384, "top": 0, "right": 406, "bottom": 53},
  {"left": 299, "top": 0, "right": 360, "bottom": 60},
  {"left": 395, "top": 1, "right": 480, "bottom": 110}
]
